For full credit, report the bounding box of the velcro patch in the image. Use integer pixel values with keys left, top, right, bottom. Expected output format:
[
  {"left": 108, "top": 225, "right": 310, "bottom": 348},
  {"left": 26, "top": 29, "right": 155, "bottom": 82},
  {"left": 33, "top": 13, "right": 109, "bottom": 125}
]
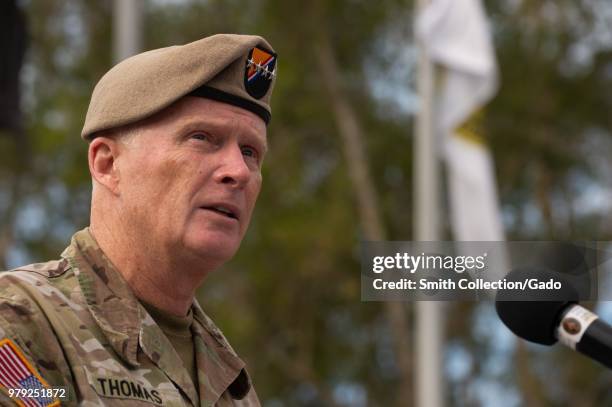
[
  {"left": 89, "top": 375, "right": 164, "bottom": 406},
  {"left": 0, "top": 338, "right": 59, "bottom": 406}
]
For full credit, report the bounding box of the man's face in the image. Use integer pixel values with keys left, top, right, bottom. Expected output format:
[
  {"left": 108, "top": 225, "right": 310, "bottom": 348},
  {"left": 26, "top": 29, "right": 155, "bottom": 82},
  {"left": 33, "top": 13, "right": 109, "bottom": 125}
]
[{"left": 116, "top": 97, "right": 267, "bottom": 267}]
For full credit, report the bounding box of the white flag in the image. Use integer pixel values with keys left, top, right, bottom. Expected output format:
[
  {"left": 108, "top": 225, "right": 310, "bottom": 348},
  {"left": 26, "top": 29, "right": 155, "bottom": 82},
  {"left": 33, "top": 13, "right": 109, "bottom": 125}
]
[{"left": 416, "top": 0, "right": 504, "bottom": 241}]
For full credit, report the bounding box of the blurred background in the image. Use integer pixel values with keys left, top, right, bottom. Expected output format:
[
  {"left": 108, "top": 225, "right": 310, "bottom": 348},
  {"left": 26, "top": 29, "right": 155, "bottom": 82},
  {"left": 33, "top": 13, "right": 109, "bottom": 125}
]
[{"left": 1, "top": 0, "right": 612, "bottom": 405}]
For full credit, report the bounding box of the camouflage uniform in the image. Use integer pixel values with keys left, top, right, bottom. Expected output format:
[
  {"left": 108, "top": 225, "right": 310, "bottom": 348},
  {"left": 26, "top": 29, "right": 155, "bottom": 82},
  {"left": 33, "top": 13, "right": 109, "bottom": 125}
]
[{"left": 0, "top": 228, "right": 259, "bottom": 406}]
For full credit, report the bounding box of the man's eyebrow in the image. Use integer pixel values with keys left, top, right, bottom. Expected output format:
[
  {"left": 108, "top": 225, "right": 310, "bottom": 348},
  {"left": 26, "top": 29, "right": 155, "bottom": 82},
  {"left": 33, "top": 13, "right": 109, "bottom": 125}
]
[
  {"left": 254, "top": 133, "right": 269, "bottom": 155},
  {"left": 175, "top": 119, "right": 215, "bottom": 133},
  {"left": 176, "top": 118, "right": 268, "bottom": 153}
]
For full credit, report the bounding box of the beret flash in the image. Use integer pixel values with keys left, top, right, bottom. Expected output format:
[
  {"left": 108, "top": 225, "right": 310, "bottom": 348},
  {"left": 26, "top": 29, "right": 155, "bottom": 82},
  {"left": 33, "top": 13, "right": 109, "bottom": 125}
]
[{"left": 81, "top": 33, "right": 277, "bottom": 140}]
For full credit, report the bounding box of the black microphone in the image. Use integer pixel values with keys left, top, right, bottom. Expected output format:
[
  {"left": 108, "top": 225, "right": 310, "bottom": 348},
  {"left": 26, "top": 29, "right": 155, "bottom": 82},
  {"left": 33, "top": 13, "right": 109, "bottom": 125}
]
[{"left": 495, "top": 268, "right": 612, "bottom": 369}]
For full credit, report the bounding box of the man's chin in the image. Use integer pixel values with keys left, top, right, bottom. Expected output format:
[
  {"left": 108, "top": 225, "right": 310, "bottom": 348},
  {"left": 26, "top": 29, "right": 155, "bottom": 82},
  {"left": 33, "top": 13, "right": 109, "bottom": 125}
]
[{"left": 184, "top": 236, "right": 240, "bottom": 265}]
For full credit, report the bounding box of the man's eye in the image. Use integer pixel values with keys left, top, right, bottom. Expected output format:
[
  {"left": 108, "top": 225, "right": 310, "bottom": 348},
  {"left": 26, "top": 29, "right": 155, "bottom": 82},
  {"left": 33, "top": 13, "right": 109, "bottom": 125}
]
[
  {"left": 191, "top": 133, "right": 211, "bottom": 141},
  {"left": 241, "top": 146, "right": 258, "bottom": 158}
]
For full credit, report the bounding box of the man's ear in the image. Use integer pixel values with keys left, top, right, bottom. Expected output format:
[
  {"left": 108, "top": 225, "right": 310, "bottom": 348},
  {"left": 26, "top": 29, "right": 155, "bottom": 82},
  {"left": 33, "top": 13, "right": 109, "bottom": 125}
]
[{"left": 88, "top": 137, "right": 122, "bottom": 195}]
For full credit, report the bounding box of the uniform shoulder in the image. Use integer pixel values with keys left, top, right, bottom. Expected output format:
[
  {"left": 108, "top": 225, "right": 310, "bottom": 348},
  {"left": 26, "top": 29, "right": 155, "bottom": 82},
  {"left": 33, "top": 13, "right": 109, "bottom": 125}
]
[
  {"left": 0, "top": 258, "right": 72, "bottom": 298},
  {"left": 7, "top": 258, "right": 71, "bottom": 278},
  {"left": 0, "top": 259, "right": 75, "bottom": 400}
]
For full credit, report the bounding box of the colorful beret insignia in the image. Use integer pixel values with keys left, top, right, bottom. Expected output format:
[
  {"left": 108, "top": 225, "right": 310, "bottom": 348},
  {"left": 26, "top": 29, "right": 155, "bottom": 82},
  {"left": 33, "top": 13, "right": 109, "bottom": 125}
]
[
  {"left": 244, "top": 47, "right": 277, "bottom": 99},
  {"left": 0, "top": 338, "right": 60, "bottom": 406}
]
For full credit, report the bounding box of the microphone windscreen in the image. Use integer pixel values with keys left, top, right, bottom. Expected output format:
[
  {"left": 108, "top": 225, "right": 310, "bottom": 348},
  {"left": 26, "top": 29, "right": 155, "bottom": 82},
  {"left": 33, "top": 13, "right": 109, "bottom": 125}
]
[
  {"left": 536, "top": 242, "right": 586, "bottom": 274},
  {"left": 495, "top": 267, "right": 579, "bottom": 345}
]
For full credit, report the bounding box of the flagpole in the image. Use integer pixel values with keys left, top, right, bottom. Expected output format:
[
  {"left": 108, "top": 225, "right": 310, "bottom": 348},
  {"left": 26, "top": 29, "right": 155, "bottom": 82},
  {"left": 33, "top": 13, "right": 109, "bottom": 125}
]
[
  {"left": 113, "top": 0, "right": 143, "bottom": 63},
  {"left": 414, "top": 0, "right": 444, "bottom": 405}
]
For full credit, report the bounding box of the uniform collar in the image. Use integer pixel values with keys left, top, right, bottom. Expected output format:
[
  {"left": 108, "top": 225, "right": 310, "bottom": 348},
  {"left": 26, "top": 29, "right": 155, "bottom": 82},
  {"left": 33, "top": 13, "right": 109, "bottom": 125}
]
[
  {"left": 191, "top": 301, "right": 252, "bottom": 402},
  {"left": 61, "top": 227, "right": 253, "bottom": 405},
  {"left": 61, "top": 227, "right": 141, "bottom": 366}
]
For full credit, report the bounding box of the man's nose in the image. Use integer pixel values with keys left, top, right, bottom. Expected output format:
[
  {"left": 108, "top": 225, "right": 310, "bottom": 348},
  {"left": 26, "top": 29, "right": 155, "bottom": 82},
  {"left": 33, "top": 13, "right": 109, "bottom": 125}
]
[{"left": 213, "top": 145, "right": 251, "bottom": 188}]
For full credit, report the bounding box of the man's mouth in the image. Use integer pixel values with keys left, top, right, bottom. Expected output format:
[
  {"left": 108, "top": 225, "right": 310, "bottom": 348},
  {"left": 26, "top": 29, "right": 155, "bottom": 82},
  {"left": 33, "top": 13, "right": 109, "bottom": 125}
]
[{"left": 201, "top": 205, "right": 239, "bottom": 220}]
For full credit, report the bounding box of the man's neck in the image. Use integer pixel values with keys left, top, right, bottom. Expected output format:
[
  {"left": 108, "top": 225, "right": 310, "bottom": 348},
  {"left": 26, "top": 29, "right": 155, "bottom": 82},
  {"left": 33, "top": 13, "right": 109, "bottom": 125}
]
[{"left": 89, "top": 222, "right": 210, "bottom": 317}]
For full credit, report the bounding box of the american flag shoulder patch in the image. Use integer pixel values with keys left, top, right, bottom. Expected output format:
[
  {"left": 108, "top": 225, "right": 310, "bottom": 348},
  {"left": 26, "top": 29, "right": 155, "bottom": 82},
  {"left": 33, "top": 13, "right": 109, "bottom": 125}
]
[{"left": 0, "top": 338, "right": 60, "bottom": 406}]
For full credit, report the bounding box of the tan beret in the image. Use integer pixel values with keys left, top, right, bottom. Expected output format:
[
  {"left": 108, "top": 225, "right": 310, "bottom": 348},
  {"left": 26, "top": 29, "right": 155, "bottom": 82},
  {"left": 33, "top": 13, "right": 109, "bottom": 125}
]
[{"left": 82, "top": 34, "right": 277, "bottom": 139}]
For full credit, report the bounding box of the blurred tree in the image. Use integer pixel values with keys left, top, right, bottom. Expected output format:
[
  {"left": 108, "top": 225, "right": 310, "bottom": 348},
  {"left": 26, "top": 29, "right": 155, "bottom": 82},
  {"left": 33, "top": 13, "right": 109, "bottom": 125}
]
[
  {"left": 0, "top": 0, "right": 27, "bottom": 136},
  {"left": 0, "top": 0, "right": 28, "bottom": 270}
]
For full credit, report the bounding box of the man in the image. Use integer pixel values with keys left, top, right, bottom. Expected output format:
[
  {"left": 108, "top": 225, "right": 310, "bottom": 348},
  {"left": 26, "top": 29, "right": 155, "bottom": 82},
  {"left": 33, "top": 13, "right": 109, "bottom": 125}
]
[{"left": 0, "top": 33, "right": 277, "bottom": 406}]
